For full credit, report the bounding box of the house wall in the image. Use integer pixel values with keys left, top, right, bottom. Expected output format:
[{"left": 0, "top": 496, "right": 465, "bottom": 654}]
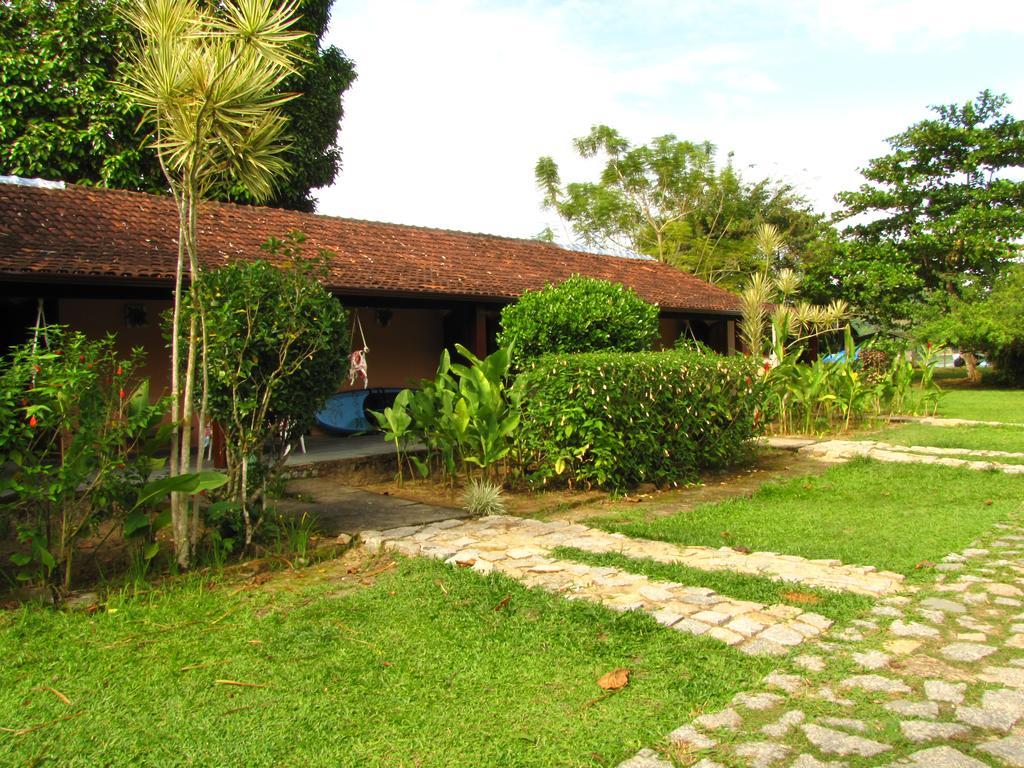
[{"left": 57, "top": 298, "right": 447, "bottom": 394}]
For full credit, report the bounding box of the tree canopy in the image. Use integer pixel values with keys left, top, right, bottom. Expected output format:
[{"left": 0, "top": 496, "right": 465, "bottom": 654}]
[
  {"left": 0, "top": 0, "right": 355, "bottom": 211},
  {"left": 918, "top": 264, "right": 1024, "bottom": 385},
  {"left": 0, "top": 0, "right": 164, "bottom": 191},
  {"left": 830, "top": 90, "right": 1024, "bottom": 320},
  {"left": 535, "top": 125, "right": 828, "bottom": 290}
]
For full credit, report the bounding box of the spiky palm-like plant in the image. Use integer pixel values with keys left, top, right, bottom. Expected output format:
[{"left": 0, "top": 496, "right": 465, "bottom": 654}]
[
  {"left": 738, "top": 224, "right": 850, "bottom": 360},
  {"left": 739, "top": 271, "right": 773, "bottom": 356},
  {"left": 120, "top": 0, "right": 305, "bottom": 567}
]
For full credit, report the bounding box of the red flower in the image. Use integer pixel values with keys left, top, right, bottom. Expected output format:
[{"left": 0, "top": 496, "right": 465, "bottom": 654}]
[
  {"left": 926, "top": 342, "right": 932, "bottom": 349},
  {"left": 28, "top": 415, "right": 37, "bottom": 428},
  {"left": 763, "top": 362, "right": 771, "bottom": 371},
  {"left": 119, "top": 389, "right": 126, "bottom": 399},
  {"left": 116, "top": 366, "right": 123, "bottom": 376}
]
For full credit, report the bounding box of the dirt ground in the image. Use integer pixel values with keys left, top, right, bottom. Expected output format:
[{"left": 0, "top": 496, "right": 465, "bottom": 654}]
[{"left": 349, "top": 448, "right": 827, "bottom": 524}]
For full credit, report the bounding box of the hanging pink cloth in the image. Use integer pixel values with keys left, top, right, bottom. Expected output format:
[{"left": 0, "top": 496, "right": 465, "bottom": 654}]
[{"left": 348, "top": 312, "right": 370, "bottom": 388}]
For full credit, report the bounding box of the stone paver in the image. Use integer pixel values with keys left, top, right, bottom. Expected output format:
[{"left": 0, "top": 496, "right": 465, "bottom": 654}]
[
  {"left": 733, "top": 741, "right": 790, "bottom": 767},
  {"left": 940, "top": 642, "right": 997, "bottom": 662},
  {"left": 882, "top": 745, "right": 988, "bottom": 767},
  {"left": 839, "top": 674, "right": 912, "bottom": 695},
  {"left": 616, "top": 748, "right": 673, "bottom": 768},
  {"left": 979, "top": 736, "right": 1024, "bottom": 767},
  {"left": 800, "top": 723, "right": 891, "bottom": 757},
  {"left": 924, "top": 680, "right": 966, "bottom": 704},
  {"left": 899, "top": 719, "right": 971, "bottom": 742},
  {"left": 693, "top": 708, "right": 742, "bottom": 731}
]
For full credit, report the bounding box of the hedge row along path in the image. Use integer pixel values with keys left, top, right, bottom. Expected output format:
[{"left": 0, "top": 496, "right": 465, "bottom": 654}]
[
  {"left": 362, "top": 516, "right": 905, "bottom": 657},
  {"left": 795, "top": 440, "right": 1024, "bottom": 474},
  {"left": 618, "top": 521, "right": 1024, "bottom": 768}
]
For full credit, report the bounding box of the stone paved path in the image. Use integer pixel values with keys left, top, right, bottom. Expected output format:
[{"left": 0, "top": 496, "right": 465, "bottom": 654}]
[
  {"left": 362, "top": 516, "right": 906, "bottom": 656},
  {"left": 906, "top": 416, "right": 1024, "bottom": 429},
  {"left": 618, "top": 520, "right": 1024, "bottom": 767},
  {"left": 799, "top": 440, "right": 1024, "bottom": 475},
  {"left": 277, "top": 477, "right": 467, "bottom": 536}
]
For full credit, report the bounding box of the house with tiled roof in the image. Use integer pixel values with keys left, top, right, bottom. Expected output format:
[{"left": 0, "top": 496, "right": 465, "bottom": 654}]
[{"left": 0, "top": 180, "right": 741, "bottom": 393}]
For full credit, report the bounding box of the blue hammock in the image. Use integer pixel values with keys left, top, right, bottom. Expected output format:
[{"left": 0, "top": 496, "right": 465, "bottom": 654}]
[{"left": 314, "top": 388, "right": 406, "bottom": 435}]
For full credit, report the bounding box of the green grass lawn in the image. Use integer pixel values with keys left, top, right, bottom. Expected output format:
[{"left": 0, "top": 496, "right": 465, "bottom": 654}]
[
  {"left": 0, "top": 558, "right": 772, "bottom": 768},
  {"left": 864, "top": 423, "right": 1024, "bottom": 463},
  {"left": 936, "top": 388, "right": 1024, "bottom": 422},
  {"left": 552, "top": 547, "right": 874, "bottom": 623},
  {"left": 587, "top": 459, "right": 1022, "bottom": 579}
]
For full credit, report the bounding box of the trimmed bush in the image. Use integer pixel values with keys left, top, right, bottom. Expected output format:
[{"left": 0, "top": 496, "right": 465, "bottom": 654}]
[
  {"left": 497, "top": 275, "right": 659, "bottom": 360},
  {"left": 516, "top": 349, "right": 765, "bottom": 490}
]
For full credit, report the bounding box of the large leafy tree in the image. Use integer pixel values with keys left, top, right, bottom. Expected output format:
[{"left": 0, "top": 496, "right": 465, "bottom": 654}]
[
  {"left": 919, "top": 264, "right": 1024, "bottom": 385},
  {"left": 0, "top": 0, "right": 354, "bottom": 211},
  {"left": 832, "top": 90, "right": 1024, "bottom": 317},
  {"left": 535, "top": 125, "right": 828, "bottom": 290},
  {"left": 0, "top": 0, "right": 163, "bottom": 191}
]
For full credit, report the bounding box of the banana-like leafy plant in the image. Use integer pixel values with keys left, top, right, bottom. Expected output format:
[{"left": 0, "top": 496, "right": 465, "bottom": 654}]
[{"left": 373, "top": 345, "right": 521, "bottom": 485}]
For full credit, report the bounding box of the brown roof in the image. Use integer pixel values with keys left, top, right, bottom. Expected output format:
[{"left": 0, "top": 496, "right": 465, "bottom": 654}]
[{"left": 0, "top": 183, "right": 740, "bottom": 314}]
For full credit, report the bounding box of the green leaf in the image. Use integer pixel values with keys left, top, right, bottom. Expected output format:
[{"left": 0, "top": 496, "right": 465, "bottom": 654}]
[{"left": 133, "top": 471, "right": 228, "bottom": 511}]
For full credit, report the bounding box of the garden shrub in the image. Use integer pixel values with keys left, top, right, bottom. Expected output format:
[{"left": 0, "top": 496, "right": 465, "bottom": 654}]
[
  {"left": 496, "top": 275, "right": 659, "bottom": 361},
  {"left": 516, "top": 349, "right": 764, "bottom": 490},
  {"left": 857, "top": 348, "right": 891, "bottom": 384},
  {"left": 0, "top": 327, "right": 169, "bottom": 590},
  {"left": 185, "top": 236, "right": 349, "bottom": 546}
]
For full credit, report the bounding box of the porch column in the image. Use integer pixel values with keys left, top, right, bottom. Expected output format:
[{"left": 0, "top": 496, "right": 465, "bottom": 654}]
[{"left": 472, "top": 305, "right": 487, "bottom": 359}]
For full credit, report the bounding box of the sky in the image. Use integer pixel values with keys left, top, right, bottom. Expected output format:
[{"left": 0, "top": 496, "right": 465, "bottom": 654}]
[{"left": 314, "top": 0, "right": 1024, "bottom": 242}]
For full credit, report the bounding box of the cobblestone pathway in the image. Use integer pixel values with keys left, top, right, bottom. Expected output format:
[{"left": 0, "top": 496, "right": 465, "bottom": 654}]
[
  {"left": 800, "top": 440, "right": 1024, "bottom": 475},
  {"left": 619, "top": 522, "right": 1024, "bottom": 767},
  {"left": 362, "top": 516, "right": 903, "bottom": 656}
]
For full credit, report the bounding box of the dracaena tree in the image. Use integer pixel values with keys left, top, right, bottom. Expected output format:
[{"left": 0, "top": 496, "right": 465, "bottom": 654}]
[{"left": 119, "top": 0, "right": 305, "bottom": 567}]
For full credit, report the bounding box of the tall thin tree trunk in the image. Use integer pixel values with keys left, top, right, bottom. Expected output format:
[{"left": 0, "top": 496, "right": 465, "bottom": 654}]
[
  {"left": 169, "top": 188, "right": 188, "bottom": 567},
  {"left": 963, "top": 351, "right": 982, "bottom": 384},
  {"left": 179, "top": 312, "right": 198, "bottom": 567}
]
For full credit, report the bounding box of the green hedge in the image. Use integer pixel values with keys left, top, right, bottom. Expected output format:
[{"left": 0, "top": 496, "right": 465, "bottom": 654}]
[
  {"left": 497, "top": 275, "right": 659, "bottom": 361},
  {"left": 516, "top": 350, "right": 765, "bottom": 489}
]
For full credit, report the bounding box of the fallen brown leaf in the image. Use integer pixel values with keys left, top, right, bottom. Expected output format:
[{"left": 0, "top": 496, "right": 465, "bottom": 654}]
[
  {"left": 783, "top": 590, "right": 821, "bottom": 605},
  {"left": 493, "top": 595, "right": 512, "bottom": 612},
  {"left": 455, "top": 558, "right": 476, "bottom": 568},
  {"left": 597, "top": 668, "right": 630, "bottom": 691},
  {"left": 915, "top": 560, "right": 935, "bottom": 570}
]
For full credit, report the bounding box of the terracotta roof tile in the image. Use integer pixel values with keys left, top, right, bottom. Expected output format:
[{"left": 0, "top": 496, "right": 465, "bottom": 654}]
[{"left": 0, "top": 183, "right": 740, "bottom": 314}]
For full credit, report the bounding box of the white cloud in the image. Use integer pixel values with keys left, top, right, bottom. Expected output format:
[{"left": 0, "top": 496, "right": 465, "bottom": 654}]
[
  {"left": 314, "top": 0, "right": 1024, "bottom": 240},
  {"left": 794, "top": 0, "right": 1024, "bottom": 51}
]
